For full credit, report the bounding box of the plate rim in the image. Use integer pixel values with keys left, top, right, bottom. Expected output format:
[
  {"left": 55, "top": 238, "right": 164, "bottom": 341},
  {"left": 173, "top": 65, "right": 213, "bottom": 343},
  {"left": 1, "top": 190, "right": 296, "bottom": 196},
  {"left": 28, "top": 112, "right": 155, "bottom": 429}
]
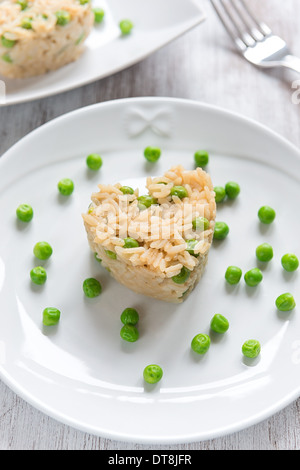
[{"left": 1, "top": 96, "right": 300, "bottom": 444}]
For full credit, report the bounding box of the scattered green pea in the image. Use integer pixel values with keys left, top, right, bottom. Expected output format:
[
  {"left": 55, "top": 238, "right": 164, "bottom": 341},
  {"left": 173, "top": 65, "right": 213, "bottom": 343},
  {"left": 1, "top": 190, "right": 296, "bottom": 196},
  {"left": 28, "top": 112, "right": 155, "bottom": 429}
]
[
  {"left": 214, "top": 186, "right": 226, "bottom": 203},
  {"left": 225, "top": 266, "right": 242, "bottom": 285},
  {"left": 93, "top": 8, "right": 105, "bottom": 23},
  {"left": 170, "top": 185, "right": 188, "bottom": 199},
  {"left": 55, "top": 10, "right": 71, "bottom": 26},
  {"left": 144, "top": 146, "right": 161, "bottom": 163},
  {"left": 242, "top": 339, "right": 261, "bottom": 358},
  {"left": 137, "top": 195, "right": 157, "bottom": 208},
  {"left": 120, "top": 308, "right": 139, "bottom": 326},
  {"left": 256, "top": 243, "right": 273, "bottom": 262},
  {"left": 17, "top": 0, "right": 28, "bottom": 10},
  {"left": 16, "top": 203, "right": 33, "bottom": 222},
  {"left": 33, "top": 241, "right": 53, "bottom": 260},
  {"left": 191, "top": 333, "right": 211, "bottom": 354},
  {"left": 192, "top": 217, "right": 210, "bottom": 231},
  {"left": 86, "top": 153, "right": 103, "bottom": 171},
  {"left": 258, "top": 205, "right": 276, "bottom": 224},
  {"left": 94, "top": 252, "right": 102, "bottom": 263},
  {"left": 194, "top": 150, "right": 209, "bottom": 167},
  {"left": 119, "top": 19, "right": 134, "bottom": 35},
  {"left": 123, "top": 237, "right": 139, "bottom": 248},
  {"left": 143, "top": 364, "right": 163, "bottom": 384},
  {"left": 172, "top": 266, "right": 190, "bottom": 284},
  {"left": 105, "top": 249, "right": 117, "bottom": 259},
  {"left": 213, "top": 221, "right": 229, "bottom": 240},
  {"left": 82, "top": 277, "right": 102, "bottom": 298},
  {"left": 120, "top": 186, "right": 134, "bottom": 195},
  {"left": 1, "top": 34, "right": 16, "bottom": 48},
  {"left": 2, "top": 53, "right": 13, "bottom": 63},
  {"left": 21, "top": 17, "right": 33, "bottom": 29},
  {"left": 57, "top": 178, "right": 74, "bottom": 196},
  {"left": 281, "top": 253, "right": 299, "bottom": 272},
  {"left": 43, "top": 307, "right": 60, "bottom": 326},
  {"left": 275, "top": 293, "right": 296, "bottom": 312},
  {"left": 30, "top": 266, "right": 47, "bottom": 285},
  {"left": 225, "top": 181, "right": 240, "bottom": 199},
  {"left": 244, "top": 268, "right": 263, "bottom": 287},
  {"left": 210, "top": 314, "right": 229, "bottom": 334},
  {"left": 186, "top": 239, "right": 199, "bottom": 257},
  {"left": 120, "top": 324, "right": 139, "bottom": 342}
]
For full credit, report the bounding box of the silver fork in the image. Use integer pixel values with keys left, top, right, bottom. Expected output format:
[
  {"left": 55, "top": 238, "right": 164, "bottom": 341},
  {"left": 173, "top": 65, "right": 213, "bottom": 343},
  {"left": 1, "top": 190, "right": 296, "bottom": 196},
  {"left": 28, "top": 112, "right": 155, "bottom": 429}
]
[{"left": 211, "top": 0, "right": 300, "bottom": 74}]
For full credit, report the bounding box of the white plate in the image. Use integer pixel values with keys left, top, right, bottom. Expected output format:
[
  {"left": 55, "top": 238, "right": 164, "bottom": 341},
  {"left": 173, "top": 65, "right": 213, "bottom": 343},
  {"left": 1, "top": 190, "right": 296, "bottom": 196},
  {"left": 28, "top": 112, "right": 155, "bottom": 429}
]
[
  {"left": 0, "top": 97, "right": 300, "bottom": 444},
  {"left": 0, "top": 0, "right": 205, "bottom": 107}
]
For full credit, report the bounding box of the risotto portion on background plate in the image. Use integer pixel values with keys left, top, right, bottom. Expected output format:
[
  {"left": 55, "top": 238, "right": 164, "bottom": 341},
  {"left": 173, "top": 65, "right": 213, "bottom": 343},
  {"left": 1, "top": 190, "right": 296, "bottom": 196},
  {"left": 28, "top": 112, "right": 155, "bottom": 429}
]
[{"left": 0, "top": 0, "right": 94, "bottom": 78}]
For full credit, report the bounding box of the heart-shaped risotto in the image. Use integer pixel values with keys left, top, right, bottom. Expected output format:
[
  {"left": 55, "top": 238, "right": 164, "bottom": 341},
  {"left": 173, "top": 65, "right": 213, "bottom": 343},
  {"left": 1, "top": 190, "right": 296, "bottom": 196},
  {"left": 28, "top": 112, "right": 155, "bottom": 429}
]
[{"left": 83, "top": 165, "right": 216, "bottom": 303}]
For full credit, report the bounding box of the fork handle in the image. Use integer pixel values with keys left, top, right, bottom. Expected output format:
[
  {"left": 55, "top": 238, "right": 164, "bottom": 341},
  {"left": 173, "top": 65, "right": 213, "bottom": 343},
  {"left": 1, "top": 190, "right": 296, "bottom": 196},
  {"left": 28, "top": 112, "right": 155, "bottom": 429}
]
[{"left": 282, "top": 55, "right": 300, "bottom": 74}]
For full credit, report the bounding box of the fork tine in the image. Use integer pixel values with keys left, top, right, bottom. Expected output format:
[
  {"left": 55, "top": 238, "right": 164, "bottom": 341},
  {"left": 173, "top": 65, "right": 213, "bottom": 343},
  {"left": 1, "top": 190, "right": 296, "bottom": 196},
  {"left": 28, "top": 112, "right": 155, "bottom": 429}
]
[
  {"left": 238, "top": 0, "right": 272, "bottom": 37},
  {"left": 230, "top": 0, "right": 265, "bottom": 42},
  {"left": 211, "top": 0, "right": 247, "bottom": 51}
]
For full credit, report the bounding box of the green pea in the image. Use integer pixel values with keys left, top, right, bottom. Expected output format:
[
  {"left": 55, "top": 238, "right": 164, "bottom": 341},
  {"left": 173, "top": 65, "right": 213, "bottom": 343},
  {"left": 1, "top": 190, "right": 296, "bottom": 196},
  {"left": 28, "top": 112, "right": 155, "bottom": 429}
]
[
  {"left": 194, "top": 150, "right": 209, "bottom": 167},
  {"left": 244, "top": 268, "right": 263, "bottom": 287},
  {"left": 137, "top": 195, "right": 157, "bottom": 208},
  {"left": 120, "top": 186, "right": 134, "bottom": 195},
  {"left": 170, "top": 185, "right": 188, "bottom": 199},
  {"left": 144, "top": 146, "right": 161, "bottom": 163},
  {"left": 86, "top": 153, "right": 102, "bottom": 171},
  {"left": 143, "top": 364, "right": 163, "bottom": 384},
  {"left": 275, "top": 293, "right": 296, "bottom": 312},
  {"left": 2, "top": 53, "right": 13, "bottom": 63},
  {"left": 55, "top": 10, "right": 71, "bottom": 26},
  {"left": 258, "top": 205, "right": 276, "bottom": 224},
  {"left": 17, "top": 0, "right": 28, "bottom": 10},
  {"left": 186, "top": 239, "right": 199, "bottom": 257},
  {"left": 281, "top": 253, "right": 299, "bottom": 272},
  {"left": 120, "top": 307, "right": 139, "bottom": 325},
  {"left": 82, "top": 278, "right": 102, "bottom": 298},
  {"left": 119, "top": 19, "right": 134, "bottom": 35},
  {"left": 210, "top": 314, "right": 229, "bottom": 334},
  {"left": 94, "top": 252, "right": 102, "bottom": 263},
  {"left": 93, "top": 8, "right": 105, "bottom": 23},
  {"left": 191, "top": 333, "right": 210, "bottom": 354},
  {"left": 21, "top": 17, "right": 33, "bottom": 29},
  {"left": 242, "top": 339, "right": 261, "bottom": 358},
  {"left": 120, "top": 324, "right": 139, "bottom": 342},
  {"left": 172, "top": 266, "right": 190, "bottom": 284},
  {"left": 1, "top": 34, "right": 17, "bottom": 48},
  {"left": 225, "top": 266, "right": 242, "bottom": 285},
  {"left": 16, "top": 203, "right": 33, "bottom": 222},
  {"left": 79, "top": 0, "right": 90, "bottom": 4},
  {"left": 213, "top": 221, "right": 229, "bottom": 240},
  {"left": 30, "top": 266, "right": 47, "bottom": 285},
  {"left": 214, "top": 186, "right": 226, "bottom": 203},
  {"left": 43, "top": 307, "right": 60, "bottom": 326},
  {"left": 33, "top": 241, "right": 53, "bottom": 260},
  {"left": 105, "top": 249, "right": 117, "bottom": 259},
  {"left": 225, "top": 181, "right": 240, "bottom": 199},
  {"left": 57, "top": 178, "right": 74, "bottom": 196},
  {"left": 256, "top": 243, "right": 273, "bottom": 262},
  {"left": 123, "top": 237, "right": 139, "bottom": 248},
  {"left": 192, "top": 217, "right": 209, "bottom": 231}
]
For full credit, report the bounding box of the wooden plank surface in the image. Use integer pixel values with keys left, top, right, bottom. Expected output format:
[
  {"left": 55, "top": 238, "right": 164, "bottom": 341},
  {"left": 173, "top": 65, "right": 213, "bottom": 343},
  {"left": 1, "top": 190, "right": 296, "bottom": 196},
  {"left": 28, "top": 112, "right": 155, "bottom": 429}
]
[{"left": 0, "top": 0, "right": 300, "bottom": 450}]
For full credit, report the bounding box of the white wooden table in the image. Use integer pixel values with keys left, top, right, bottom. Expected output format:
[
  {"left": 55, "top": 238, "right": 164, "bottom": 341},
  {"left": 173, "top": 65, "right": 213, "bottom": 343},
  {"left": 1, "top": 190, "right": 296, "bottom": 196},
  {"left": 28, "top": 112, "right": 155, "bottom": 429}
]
[{"left": 0, "top": 0, "right": 300, "bottom": 450}]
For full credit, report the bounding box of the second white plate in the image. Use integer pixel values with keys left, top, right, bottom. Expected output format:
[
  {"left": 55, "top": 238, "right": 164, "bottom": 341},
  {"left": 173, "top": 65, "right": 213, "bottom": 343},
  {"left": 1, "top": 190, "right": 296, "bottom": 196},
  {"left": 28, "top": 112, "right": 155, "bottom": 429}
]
[{"left": 0, "top": 0, "right": 205, "bottom": 106}]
